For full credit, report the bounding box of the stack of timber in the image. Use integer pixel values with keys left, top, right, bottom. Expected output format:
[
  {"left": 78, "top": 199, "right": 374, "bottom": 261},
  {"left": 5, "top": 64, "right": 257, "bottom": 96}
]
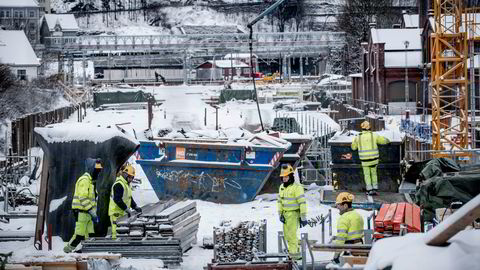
[
  {"left": 6, "top": 253, "right": 121, "bottom": 270},
  {"left": 0, "top": 231, "right": 34, "bottom": 242},
  {"left": 81, "top": 200, "right": 200, "bottom": 266},
  {"left": 374, "top": 203, "right": 421, "bottom": 239},
  {"left": 81, "top": 237, "right": 183, "bottom": 266},
  {"left": 213, "top": 220, "right": 267, "bottom": 263},
  {"left": 114, "top": 199, "right": 199, "bottom": 251}
]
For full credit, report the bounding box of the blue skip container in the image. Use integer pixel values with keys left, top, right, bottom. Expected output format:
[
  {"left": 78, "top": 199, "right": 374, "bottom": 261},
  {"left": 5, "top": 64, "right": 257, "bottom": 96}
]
[{"left": 137, "top": 134, "right": 291, "bottom": 204}]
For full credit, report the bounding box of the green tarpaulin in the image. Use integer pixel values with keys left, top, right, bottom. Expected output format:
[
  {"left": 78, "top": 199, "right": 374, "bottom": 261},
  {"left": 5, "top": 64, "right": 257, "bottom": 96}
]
[
  {"left": 416, "top": 174, "right": 480, "bottom": 221},
  {"left": 93, "top": 91, "right": 153, "bottom": 108},
  {"left": 219, "top": 89, "right": 255, "bottom": 103}
]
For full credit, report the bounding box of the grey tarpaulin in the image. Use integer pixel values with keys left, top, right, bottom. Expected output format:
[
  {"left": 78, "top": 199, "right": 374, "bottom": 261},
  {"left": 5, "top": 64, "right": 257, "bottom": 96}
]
[{"left": 34, "top": 123, "right": 139, "bottom": 241}]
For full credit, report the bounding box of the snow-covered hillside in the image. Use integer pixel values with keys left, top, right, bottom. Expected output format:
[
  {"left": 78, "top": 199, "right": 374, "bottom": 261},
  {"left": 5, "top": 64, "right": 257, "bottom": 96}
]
[{"left": 50, "top": 0, "right": 333, "bottom": 35}]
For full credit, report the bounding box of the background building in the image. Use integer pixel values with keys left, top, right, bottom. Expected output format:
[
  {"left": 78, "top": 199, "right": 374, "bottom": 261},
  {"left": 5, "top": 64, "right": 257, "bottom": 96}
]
[{"left": 0, "top": 30, "right": 40, "bottom": 81}]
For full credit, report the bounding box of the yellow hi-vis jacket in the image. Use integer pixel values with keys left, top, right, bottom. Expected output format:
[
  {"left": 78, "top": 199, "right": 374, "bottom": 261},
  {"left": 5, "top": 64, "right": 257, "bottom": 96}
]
[
  {"left": 108, "top": 176, "right": 132, "bottom": 217},
  {"left": 334, "top": 209, "right": 364, "bottom": 245},
  {"left": 351, "top": 131, "right": 390, "bottom": 161},
  {"left": 71, "top": 172, "right": 96, "bottom": 213},
  {"left": 277, "top": 183, "right": 307, "bottom": 221}
]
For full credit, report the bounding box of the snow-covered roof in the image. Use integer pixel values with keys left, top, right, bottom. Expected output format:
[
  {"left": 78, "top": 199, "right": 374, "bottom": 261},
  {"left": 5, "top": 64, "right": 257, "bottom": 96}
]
[
  {"left": 179, "top": 25, "right": 244, "bottom": 35},
  {"left": 317, "top": 74, "right": 350, "bottom": 86},
  {"left": 371, "top": 28, "right": 422, "bottom": 50},
  {"left": 34, "top": 123, "right": 138, "bottom": 144},
  {"left": 403, "top": 14, "right": 419, "bottom": 28},
  {"left": 0, "top": 30, "right": 40, "bottom": 66},
  {"left": 0, "top": 0, "right": 38, "bottom": 7},
  {"left": 43, "top": 14, "right": 79, "bottom": 32},
  {"left": 224, "top": 53, "right": 257, "bottom": 59},
  {"left": 384, "top": 51, "right": 422, "bottom": 68},
  {"left": 201, "top": 60, "right": 249, "bottom": 69}
]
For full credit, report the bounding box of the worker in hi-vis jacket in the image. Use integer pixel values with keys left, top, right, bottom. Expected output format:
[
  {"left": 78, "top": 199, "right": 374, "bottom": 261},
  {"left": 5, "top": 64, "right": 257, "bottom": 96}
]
[
  {"left": 277, "top": 164, "right": 308, "bottom": 260},
  {"left": 108, "top": 164, "right": 142, "bottom": 239},
  {"left": 332, "top": 192, "right": 364, "bottom": 263},
  {"left": 351, "top": 121, "right": 390, "bottom": 195},
  {"left": 64, "top": 158, "right": 103, "bottom": 253}
]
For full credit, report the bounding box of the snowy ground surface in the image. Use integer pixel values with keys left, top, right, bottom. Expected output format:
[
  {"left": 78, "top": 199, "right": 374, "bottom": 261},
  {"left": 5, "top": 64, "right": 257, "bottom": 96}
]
[
  {"left": 0, "top": 84, "right": 355, "bottom": 269},
  {"left": 1, "top": 84, "right": 479, "bottom": 270}
]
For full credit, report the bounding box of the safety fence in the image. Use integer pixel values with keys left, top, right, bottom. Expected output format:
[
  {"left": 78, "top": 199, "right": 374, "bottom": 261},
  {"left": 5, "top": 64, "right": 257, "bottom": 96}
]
[
  {"left": 6, "top": 103, "right": 87, "bottom": 158},
  {"left": 330, "top": 102, "right": 363, "bottom": 121}
]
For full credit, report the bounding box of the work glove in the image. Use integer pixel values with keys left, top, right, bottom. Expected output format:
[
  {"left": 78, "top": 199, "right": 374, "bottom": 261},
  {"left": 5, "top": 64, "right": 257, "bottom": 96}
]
[
  {"left": 299, "top": 219, "right": 308, "bottom": 228},
  {"left": 134, "top": 207, "right": 142, "bottom": 214},
  {"left": 279, "top": 215, "right": 286, "bottom": 224},
  {"left": 126, "top": 208, "right": 136, "bottom": 217},
  {"left": 88, "top": 209, "right": 99, "bottom": 223}
]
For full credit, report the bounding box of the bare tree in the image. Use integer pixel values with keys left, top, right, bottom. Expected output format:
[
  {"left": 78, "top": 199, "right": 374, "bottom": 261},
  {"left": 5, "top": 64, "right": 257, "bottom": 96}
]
[
  {"left": 335, "top": 0, "right": 396, "bottom": 74},
  {"left": 273, "top": 1, "right": 305, "bottom": 32},
  {"left": 0, "top": 64, "right": 15, "bottom": 92}
]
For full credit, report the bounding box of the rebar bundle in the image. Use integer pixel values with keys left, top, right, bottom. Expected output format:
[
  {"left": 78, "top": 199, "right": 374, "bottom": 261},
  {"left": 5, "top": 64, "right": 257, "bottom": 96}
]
[{"left": 213, "top": 219, "right": 267, "bottom": 263}]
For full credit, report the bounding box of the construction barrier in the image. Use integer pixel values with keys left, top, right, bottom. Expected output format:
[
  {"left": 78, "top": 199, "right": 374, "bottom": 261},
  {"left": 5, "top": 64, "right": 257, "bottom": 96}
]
[{"left": 8, "top": 103, "right": 86, "bottom": 157}]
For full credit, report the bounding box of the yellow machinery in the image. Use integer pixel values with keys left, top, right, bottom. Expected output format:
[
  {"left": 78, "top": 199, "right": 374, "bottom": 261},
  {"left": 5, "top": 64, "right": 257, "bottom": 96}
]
[
  {"left": 263, "top": 72, "right": 279, "bottom": 83},
  {"left": 430, "top": 0, "right": 469, "bottom": 157}
]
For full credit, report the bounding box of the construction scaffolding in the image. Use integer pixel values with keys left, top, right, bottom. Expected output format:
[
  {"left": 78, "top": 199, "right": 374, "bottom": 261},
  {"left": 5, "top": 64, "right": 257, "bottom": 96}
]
[{"left": 430, "top": 0, "right": 469, "bottom": 157}]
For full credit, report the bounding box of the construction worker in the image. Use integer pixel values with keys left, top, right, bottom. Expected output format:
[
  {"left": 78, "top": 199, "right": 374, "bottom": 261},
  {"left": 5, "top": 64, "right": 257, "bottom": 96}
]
[
  {"left": 277, "top": 164, "right": 308, "bottom": 260},
  {"left": 351, "top": 120, "right": 390, "bottom": 195},
  {"left": 108, "top": 164, "right": 142, "bottom": 239},
  {"left": 64, "top": 158, "right": 103, "bottom": 253},
  {"left": 332, "top": 192, "right": 364, "bottom": 263}
]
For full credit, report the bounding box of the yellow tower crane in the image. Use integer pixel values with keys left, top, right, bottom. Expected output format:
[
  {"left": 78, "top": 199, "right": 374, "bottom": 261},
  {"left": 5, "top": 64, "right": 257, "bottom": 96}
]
[{"left": 430, "top": 0, "right": 469, "bottom": 157}]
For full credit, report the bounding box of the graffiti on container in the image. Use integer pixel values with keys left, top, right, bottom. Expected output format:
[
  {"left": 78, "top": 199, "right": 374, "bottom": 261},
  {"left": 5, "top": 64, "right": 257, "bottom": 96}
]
[{"left": 155, "top": 169, "right": 241, "bottom": 192}]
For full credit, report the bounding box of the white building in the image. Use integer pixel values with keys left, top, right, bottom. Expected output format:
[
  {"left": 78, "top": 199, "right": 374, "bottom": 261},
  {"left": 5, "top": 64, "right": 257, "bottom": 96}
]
[
  {"left": 40, "top": 14, "right": 79, "bottom": 44},
  {"left": 0, "top": 0, "right": 43, "bottom": 43},
  {"left": 0, "top": 30, "right": 40, "bottom": 81}
]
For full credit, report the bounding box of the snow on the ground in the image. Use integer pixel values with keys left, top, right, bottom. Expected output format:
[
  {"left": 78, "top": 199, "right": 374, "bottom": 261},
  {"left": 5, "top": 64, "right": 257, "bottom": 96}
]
[
  {"left": 130, "top": 186, "right": 374, "bottom": 269},
  {"left": 365, "top": 229, "right": 480, "bottom": 270},
  {"left": 0, "top": 84, "right": 417, "bottom": 269}
]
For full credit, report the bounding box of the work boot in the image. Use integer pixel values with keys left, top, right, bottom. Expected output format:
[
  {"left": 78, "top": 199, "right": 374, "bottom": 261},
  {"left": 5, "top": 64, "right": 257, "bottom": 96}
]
[
  {"left": 372, "top": 189, "right": 379, "bottom": 196},
  {"left": 63, "top": 244, "right": 75, "bottom": 253}
]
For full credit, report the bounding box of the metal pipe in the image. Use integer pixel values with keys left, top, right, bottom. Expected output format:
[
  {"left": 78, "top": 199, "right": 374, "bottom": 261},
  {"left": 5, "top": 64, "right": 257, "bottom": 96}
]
[{"left": 328, "top": 209, "right": 332, "bottom": 236}]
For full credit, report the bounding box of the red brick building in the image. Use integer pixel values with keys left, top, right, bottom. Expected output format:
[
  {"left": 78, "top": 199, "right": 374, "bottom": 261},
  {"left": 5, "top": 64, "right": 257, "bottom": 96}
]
[{"left": 352, "top": 24, "right": 424, "bottom": 114}]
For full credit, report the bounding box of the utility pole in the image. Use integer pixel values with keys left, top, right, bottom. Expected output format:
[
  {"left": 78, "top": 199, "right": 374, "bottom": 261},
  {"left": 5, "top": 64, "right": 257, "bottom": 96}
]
[
  {"left": 404, "top": 40, "right": 410, "bottom": 112},
  {"left": 247, "top": 0, "right": 289, "bottom": 132}
]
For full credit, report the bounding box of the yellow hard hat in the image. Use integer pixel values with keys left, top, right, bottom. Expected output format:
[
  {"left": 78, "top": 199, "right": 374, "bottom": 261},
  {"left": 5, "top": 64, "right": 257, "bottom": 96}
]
[
  {"left": 279, "top": 164, "right": 294, "bottom": 177},
  {"left": 123, "top": 164, "right": 135, "bottom": 177},
  {"left": 361, "top": 120, "right": 370, "bottom": 130},
  {"left": 95, "top": 158, "right": 103, "bottom": 169},
  {"left": 336, "top": 192, "right": 354, "bottom": 204}
]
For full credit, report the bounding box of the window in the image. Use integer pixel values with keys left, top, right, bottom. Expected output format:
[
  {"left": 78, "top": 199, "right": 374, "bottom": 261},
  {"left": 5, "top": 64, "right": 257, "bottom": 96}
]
[
  {"left": 5, "top": 11, "right": 10, "bottom": 18},
  {"left": 14, "top": 11, "right": 19, "bottom": 18},
  {"left": 17, "top": 70, "right": 27, "bottom": 80},
  {"left": 387, "top": 81, "right": 417, "bottom": 103},
  {"left": 19, "top": 11, "right": 24, "bottom": 18},
  {"left": 0, "top": 11, "right": 4, "bottom": 18},
  {"left": 29, "top": 11, "right": 35, "bottom": 18}
]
